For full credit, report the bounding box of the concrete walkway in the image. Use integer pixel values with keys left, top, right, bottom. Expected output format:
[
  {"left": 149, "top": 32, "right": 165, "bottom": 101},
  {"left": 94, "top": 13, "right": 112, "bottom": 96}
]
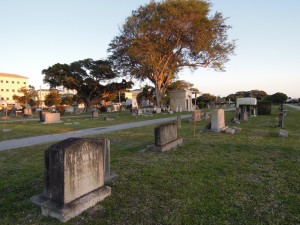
[
  {"left": 286, "top": 104, "right": 300, "bottom": 110},
  {"left": 0, "top": 114, "right": 191, "bottom": 151}
]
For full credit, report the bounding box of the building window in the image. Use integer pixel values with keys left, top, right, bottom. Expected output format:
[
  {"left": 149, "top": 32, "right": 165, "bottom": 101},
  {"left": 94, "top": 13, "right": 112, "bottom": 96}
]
[
  {"left": 1, "top": 89, "right": 3, "bottom": 91},
  {"left": 1, "top": 97, "right": 4, "bottom": 100},
  {"left": 17, "top": 81, "right": 20, "bottom": 84},
  {"left": 12, "top": 81, "right": 14, "bottom": 84},
  {"left": 0, "top": 80, "right": 3, "bottom": 83},
  {"left": 6, "top": 97, "right": 9, "bottom": 100},
  {"left": 6, "top": 89, "right": 9, "bottom": 92},
  {"left": 12, "top": 89, "right": 15, "bottom": 92},
  {"left": 23, "top": 82, "right": 26, "bottom": 84},
  {"left": 6, "top": 81, "right": 9, "bottom": 83}
]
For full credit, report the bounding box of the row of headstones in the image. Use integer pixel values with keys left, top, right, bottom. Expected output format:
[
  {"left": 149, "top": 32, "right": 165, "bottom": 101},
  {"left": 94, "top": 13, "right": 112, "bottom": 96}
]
[
  {"left": 191, "top": 109, "right": 239, "bottom": 134},
  {"left": 31, "top": 120, "right": 184, "bottom": 222},
  {"left": 30, "top": 109, "right": 248, "bottom": 222}
]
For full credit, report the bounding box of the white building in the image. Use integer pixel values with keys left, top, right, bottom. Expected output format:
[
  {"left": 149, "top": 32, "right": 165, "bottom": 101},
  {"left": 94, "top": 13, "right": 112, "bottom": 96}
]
[
  {"left": 169, "top": 90, "right": 193, "bottom": 111},
  {"left": 0, "top": 73, "right": 29, "bottom": 109}
]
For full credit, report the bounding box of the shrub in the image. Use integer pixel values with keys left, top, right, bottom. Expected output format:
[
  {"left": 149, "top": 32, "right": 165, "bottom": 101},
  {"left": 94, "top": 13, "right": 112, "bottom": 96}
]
[
  {"left": 56, "top": 105, "right": 66, "bottom": 116},
  {"left": 257, "top": 101, "right": 272, "bottom": 115}
]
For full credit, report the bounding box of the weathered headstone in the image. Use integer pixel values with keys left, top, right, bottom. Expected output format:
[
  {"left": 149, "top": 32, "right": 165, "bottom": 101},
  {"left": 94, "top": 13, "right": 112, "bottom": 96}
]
[
  {"left": 24, "top": 108, "right": 32, "bottom": 116},
  {"left": 43, "top": 113, "right": 61, "bottom": 124},
  {"left": 31, "top": 138, "right": 112, "bottom": 222},
  {"left": 191, "top": 110, "right": 201, "bottom": 122},
  {"left": 147, "top": 122, "right": 183, "bottom": 152},
  {"left": 156, "top": 108, "right": 161, "bottom": 114},
  {"left": 40, "top": 111, "right": 50, "bottom": 122},
  {"left": 279, "top": 129, "right": 288, "bottom": 138},
  {"left": 137, "top": 109, "right": 143, "bottom": 115},
  {"left": 278, "top": 110, "right": 287, "bottom": 128},
  {"left": 234, "top": 108, "right": 240, "bottom": 121},
  {"left": 203, "top": 112, "right": 209, "bottom": 120},
  {"left": 91, "top": 110, "right": 99, "bottom": 118},
  {"left": 210, "top": 109, "right": 227, "bottom": 132},
  {"left": 177, "top": 115, "right": 181, "bottom": 128},
  {"left": 239, "top": 106, "right": 248, "bottom": 121},
  {"left": 131, "top": 108, "right": 138, "bottom": 115}
]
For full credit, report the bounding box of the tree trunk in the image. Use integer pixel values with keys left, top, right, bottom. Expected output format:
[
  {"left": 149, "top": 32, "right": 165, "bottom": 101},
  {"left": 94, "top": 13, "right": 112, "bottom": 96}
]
[
  {"left": 83, "top": 99, "right": 93, "bottom": 112},
  {"left": 155, "top": 82, "right": 162, "bottom": 108}
]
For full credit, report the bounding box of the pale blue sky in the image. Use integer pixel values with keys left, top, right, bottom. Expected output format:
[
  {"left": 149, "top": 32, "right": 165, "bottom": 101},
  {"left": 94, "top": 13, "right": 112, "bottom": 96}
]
[{"left": 1, "top": 1, "right": 299, "bottom": 98}]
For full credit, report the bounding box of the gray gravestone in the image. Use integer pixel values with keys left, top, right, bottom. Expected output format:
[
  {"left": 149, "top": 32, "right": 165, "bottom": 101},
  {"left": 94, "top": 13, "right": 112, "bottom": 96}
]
[
  {"left": 278, "top": 110, "right": 287, "bottom": 128},
  {"left": 31, "top": 138, "right": 112, "bottom": 222},
  {"left": 177, "top": 115, "right": 181, "bottom": 128},
  {"left": 148, "top": 122, "right": 183, "bottom": 152},
  {"left": 92, "top": 110, "right": 99, "bottom": 118}
]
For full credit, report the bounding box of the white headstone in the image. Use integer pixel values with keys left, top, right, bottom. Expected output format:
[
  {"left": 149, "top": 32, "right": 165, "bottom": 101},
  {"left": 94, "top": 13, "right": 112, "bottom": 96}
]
[{"left": 211, "top": 109, "right": 227, "bottom": 132}]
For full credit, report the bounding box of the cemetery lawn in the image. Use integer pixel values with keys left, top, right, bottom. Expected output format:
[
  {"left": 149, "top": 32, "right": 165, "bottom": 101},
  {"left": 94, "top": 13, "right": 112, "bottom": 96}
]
[
  {"left": 0, "top": 111, "right": 191, "bottom": 141},
  {"left": 0, "top": 105, "right": 299, "bottom": 224}
]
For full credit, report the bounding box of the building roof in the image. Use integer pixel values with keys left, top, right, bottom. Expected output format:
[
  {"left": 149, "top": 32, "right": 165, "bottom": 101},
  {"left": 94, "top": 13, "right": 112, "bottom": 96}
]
[{"left": 0, "top": 73, "right": 28, "bottom": 79}]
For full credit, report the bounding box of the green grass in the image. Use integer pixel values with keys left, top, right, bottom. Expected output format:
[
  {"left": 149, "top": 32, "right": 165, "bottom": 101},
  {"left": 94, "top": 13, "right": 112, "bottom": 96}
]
[
  {"left": 0, "top": 106, "right": 299, "bottom": 224},
  {"left": 0, "top": 110, "right": 190, "bottom": 141}
]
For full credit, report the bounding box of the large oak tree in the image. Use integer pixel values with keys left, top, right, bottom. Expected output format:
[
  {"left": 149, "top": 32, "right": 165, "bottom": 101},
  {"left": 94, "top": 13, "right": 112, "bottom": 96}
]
[
  {"left": 42, "top": 58, "right": 132, "bottom": 111},
  {"left": 108, "top": 0, "right": 235, "bottom": 107}
]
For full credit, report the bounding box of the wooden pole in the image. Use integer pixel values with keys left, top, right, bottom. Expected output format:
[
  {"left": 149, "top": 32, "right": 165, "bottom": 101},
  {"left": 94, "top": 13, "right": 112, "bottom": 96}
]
[{"left": 193, "top": 92, "right": 197, "bottom": 137}]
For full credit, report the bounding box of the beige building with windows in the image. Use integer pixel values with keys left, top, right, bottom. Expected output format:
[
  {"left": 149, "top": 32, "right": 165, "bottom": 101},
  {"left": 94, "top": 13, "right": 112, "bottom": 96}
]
[{"left": 0, "top": 73, "right": 28, "bottom": 108}]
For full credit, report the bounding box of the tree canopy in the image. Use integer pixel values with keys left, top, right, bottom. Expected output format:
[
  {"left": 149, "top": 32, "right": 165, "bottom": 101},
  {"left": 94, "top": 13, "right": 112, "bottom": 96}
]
[
  {"left": 108, "top": 0, "right": 235, "bottom": 107},
  {"left": 13, "top": 85, "right": 38, "bottom": 107},
  {"left": 42, "top": 58, "right": 133, "bottom": 111},
  {"left": 44, "top": 90, "right": 61, "bottom": 107},
  {"left": 226, "top": 90, "right": 268, "bottom": 101}
]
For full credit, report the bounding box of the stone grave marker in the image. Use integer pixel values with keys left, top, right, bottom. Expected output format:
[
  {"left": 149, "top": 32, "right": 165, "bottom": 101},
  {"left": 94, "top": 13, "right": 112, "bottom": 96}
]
[
  {"left": 279, "top": 129, "right": 288, "bottom": 138},
  {"left": 156, "top": 108, "right": 161, "bottom": 114},
  {"left": 147, "top": 122, "right": 183, "bottom": 152},
  {"left": 91, "top": 110, "right": 99, "bottom": 118},
  {"left": 137, "top": 109, "right": 143, "bottom": 115},
  {"left": 203, "top": 112, "right": 209, "bottom": 120},
  {"left": 191, "top": 110, "right": 201, "bottom": 122},
  {"left": 43, "top": 113, "right": 61, "bottom": 124},
  {"left": 39, "top": 111, "right": 50, "bottom": 122},
  {"left": 278, "top": 110, "right": 287, "bottom": 128},
  {"left": 24, "top": 108, "right": 32, "bottom": 117},
  {"left": 239, "top": 107, "right": 248, "bottom": 121},
  {"left": 210, "top": 109, "right": 227, "bottom": 132},
  {"left": 131, "top": 108, "right": 138, "bottom": 115},
  {"left": 31, "top": 138, "right": 112, "bottom": 222},
  {"left": 177, "top": 115, "right": 181, "bottom": 128}
]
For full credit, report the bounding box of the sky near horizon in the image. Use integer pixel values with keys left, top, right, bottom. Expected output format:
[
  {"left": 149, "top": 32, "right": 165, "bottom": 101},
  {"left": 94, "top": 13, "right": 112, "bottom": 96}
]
[{"left": 0, "top": 0, "right": 299, "bottom": 98}]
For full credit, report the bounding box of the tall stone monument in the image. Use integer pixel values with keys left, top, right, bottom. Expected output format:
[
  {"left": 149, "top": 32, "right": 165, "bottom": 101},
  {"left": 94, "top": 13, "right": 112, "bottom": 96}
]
[
  {"left": 210, "top": 109, "right": 227, "bottom": 132},
  {"left": 31, "top": 138, "right": 112, "bottom": 222}
]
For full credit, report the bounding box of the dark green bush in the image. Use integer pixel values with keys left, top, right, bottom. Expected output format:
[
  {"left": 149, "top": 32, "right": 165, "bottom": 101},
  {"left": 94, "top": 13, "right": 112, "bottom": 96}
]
[{"left": 257, "top": 101, "right": 272, "bottom": 115}]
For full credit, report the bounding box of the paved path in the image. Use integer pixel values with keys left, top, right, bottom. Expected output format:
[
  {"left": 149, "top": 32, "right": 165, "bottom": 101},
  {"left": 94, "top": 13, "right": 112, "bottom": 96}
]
[
  {"left": 0, "top": 114, "right": 191, "bottom": 151},
  {"left": 286, "top": 104, "right": 300, "bottom": 110}
]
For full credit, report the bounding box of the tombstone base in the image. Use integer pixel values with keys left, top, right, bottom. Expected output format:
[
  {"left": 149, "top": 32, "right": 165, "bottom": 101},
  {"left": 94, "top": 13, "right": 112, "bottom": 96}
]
[
  {"left": 31, "top": 186, "right": 111, "bottom": 222},
  {"left": 105, "top": 172, "right": 118, "bottom": 184},
  {"left": 42, "top": 120, "right": 62, "bottom": 124},
  {"left": 147, "top": 138, "right": 183, "bottom": 152},
  {"left": 210, "top": 126, "right": 228, "bottom": 133}
]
